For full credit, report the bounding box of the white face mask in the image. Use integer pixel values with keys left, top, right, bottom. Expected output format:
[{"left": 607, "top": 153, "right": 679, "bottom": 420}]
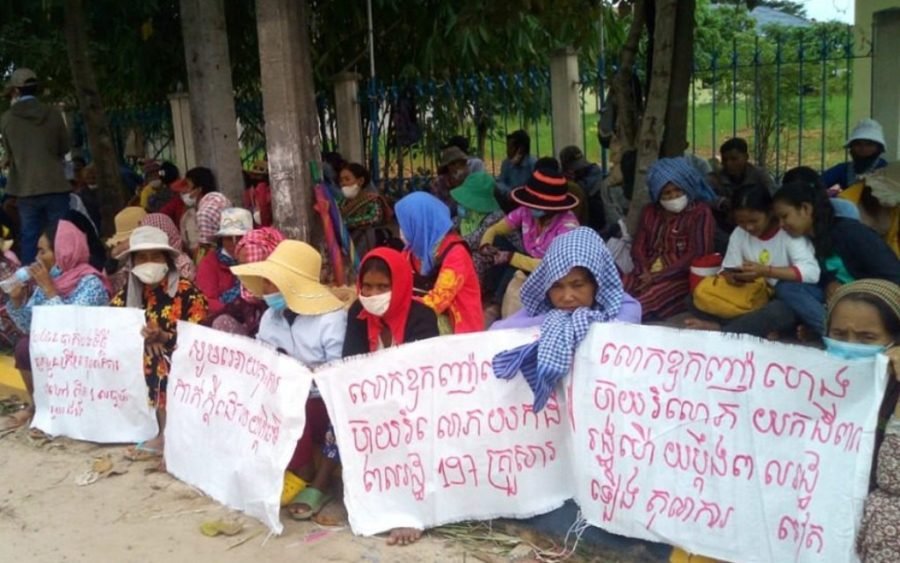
[
  {"left": 252, "top": 209, "right": 262, "bottom": 225},
  {"left": 341, "top": 184, "right": 361, "bottom": 199},
  {"left": 87, "top": 183, "right": 99, "bottom": 191},
  {"left": 359, "top": 291, "right": 392, "bottom": 317},
  {"left": 660, "top": 195, "right": 689, "bottom": 214},
  {"left": 132, "top": 262, "right": 169, "bottom": 285},
  {"left": 181, "top": 193, "right": 197, "bottom": 207}
]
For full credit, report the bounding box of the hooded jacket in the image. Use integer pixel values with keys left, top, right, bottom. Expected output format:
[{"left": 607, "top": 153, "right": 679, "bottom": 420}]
[{"left": 1, "top": 98, "right": 71, "bottom": 198}]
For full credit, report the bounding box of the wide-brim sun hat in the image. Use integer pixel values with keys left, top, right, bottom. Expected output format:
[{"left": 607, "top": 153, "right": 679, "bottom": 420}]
[
  {"left": 231, "top": 240, "right": 344, "bottom": 315},
  {"left": 510, "top": 169, "right": 579, "bottom": 211},
  {"left": 106, "top": 206, "right": 148, "bottom": 248},
  {"left": 439, "top": 146, "right": 468, "bottom": 169},
  {"left": 845, "top": 118, "right": 886, "bottom": 150},
  {"left": 216, "top": 207, "right": 254, "bottom": 237},
  {"left": 117, "top": 226, "right": 179, "bottom": 259},
  {"left": 450, "top": 171, "right": 500, "bottom": 213}
]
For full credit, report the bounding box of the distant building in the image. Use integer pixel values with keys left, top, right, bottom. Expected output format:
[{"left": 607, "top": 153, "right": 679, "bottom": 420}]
[{"left": 749, "top": 6, "right": 811, "bottom": 29}]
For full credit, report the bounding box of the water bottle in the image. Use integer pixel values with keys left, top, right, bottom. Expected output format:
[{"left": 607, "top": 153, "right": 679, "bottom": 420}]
[{"left": 0, "top": 267, "right": 31, "bottom": 294}]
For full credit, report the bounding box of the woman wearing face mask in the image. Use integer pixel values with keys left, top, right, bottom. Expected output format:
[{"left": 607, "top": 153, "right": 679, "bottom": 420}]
[
  {"left": 196, "top": 208, "right": 257, "bottom": 335},
  {"left": 338, "top": 163, "right": 390, "bottom": 257},
  {"left": 110, "top": 226, "right": 208, "bottom": 460},
  {"left": 820, "top": 281, "right": 900, "bottom": 562},
  {"left": 232, "top": 240, "right": 347, "bottom": 521},
  {"left": 623, "top": 157, "right": 717, "bottom": 320},
  {"left": 1, "top": 220, "right": 112, "bottom": 430},
  {"left": 171, "top": 166, "right": 226, "bottom": 259},
  {"left": 395, "top": 192, "right": 483, "bottom": 334}
]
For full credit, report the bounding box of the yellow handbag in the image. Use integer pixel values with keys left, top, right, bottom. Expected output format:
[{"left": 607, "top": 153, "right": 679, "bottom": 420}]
[{"left": 692, "top": 275, "right": 773, "bottom": 319}]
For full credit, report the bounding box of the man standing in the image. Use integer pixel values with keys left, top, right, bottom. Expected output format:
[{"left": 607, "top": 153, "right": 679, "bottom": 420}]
[{"left": 1, "top": 68, "right": 71, "bottom": 263}]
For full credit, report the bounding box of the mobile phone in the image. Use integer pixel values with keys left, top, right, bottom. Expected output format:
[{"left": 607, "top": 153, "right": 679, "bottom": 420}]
[{"left": 722, "top": 267, "right": 742, "bottom": 273}]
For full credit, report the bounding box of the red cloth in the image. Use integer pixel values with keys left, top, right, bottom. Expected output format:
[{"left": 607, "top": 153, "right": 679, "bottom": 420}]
[
  {"left": 159, "top": 194, "right": 186, "bottom": 226},
  {"left": 287, "top": 397, "right": 330, "bottom": 472},
  {"left": 419, "top": 233, "right": 484, "bottom": 334},
  {"left": 53, "top": 220, "right": 111, "bottom": 297},
  {"left": 356, "top": 247, "right": 414, "bottom": 352},
  {"left": 243, "top": 181, "right": 273, "bottom": 227},
  {"left": 195, "top": 251, "right": 237, "bottom": 317}
]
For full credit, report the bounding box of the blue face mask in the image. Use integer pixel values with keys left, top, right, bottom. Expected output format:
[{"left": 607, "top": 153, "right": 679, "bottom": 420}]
[
  {"left": 50, "top": 265, "right": 61, "bottom": 278},
  {"left": 457, "top": 206, "right": 467, "bottom": 219},
  {"left": 823, "top": 336, "right": 889, "bottom": 360},
  {"left": 263, "top": 292, "right": 287, "bottom": 312},
  {"left": 530, "top": 209, "right": 546, "bottom": 219}
]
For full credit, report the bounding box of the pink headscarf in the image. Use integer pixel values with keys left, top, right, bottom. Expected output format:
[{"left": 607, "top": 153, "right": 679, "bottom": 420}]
[
  {"left": 197, "top": 192, "right": 231, "bottom": 245},
  {"left": 140, "top": 213, "right": 196, "bottom": 281},
  {"left": 234, "top": 227, "right": 285, "bottom": 301},
  {"left": 53, "top": 220, "right": 111, "bottom": 298}
]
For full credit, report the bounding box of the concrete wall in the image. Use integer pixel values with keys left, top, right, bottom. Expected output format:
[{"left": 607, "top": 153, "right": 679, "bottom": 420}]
[{"left": 852, "top": 0, "right": 900, "bottom": 125}]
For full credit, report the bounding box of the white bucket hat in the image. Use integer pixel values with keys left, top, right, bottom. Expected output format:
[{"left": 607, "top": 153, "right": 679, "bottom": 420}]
[
  {"left": 117, "top": 226, "right": 178, "bottom": 259},
  {"left": 216, "top": 207, "right": 253, "bottom": 237},
  {"left": 845, "top": 118, "right": 886, "bottom": 150}
]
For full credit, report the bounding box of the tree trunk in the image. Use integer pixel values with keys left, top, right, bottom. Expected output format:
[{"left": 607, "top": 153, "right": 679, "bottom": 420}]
[
  {"left": 63, "top": 0, "right": 125, "bottom": 238},
  {"left": 612, "top": 0, "right": 646, "bottom": 153},
  {"left": 255, "top": 0, "right": 322, "bottom": 244},
  {"left": 660, "top": 0, "right": 695, "bottom": 157},
  {"left": 625, "top": 0, "right": 679, "bottom": 234},
  {"left": 180, "top": 0, "right": 244, "bottom": 205}
]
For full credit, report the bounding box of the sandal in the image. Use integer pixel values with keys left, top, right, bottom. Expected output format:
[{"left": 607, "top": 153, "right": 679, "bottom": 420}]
[
  {"left": 287, "top": 487, "right": 333, "bottom": 521},
  {"left": 124, "top": 441, "right": 163, "bottom": 462}
]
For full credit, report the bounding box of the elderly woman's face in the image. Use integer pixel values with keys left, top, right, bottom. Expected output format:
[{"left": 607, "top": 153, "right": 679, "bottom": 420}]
[
  {"left": 548, "top": 267, "right": 597, "bottom": 312},
  {"left": 659, "top": 183, "right": 685, "bottom": 201},
  {"left": 828, "top": 299, "right": 893, "bottom": 346}
]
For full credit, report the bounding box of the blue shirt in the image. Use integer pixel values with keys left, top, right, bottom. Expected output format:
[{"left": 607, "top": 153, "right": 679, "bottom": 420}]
[
  {"left": 8, "top": 274, "right": 109, "bottom": 332},
  {"left": 822, "top": 158, "right": 887, "bottom": 190},
  {"left": 496, "top": 155, "right": 537, "bottom": 195}
]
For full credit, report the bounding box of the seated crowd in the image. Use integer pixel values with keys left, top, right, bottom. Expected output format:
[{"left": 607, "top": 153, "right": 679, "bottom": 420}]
[{"left": 1, "top": 120, "right": 899, "bottom": 554}]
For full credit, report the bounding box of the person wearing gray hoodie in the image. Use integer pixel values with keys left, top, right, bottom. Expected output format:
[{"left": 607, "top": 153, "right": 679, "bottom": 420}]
[{"left": 1, "top": 68, "right": 71, "bottom": 263}]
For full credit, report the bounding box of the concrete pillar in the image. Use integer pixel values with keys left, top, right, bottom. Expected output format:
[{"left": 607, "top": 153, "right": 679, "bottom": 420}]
[
  {"left": 168, "top": 92, "right": 196, "bottom": 173},
  {"left": 550, "top": 47, "right": 583, "bottom": 159},
  {"left": 872, "top": 8, "right": 900, "bottom": 160},
  {"left": 333, "top": 72, "right": 364, "bottom": 164}
]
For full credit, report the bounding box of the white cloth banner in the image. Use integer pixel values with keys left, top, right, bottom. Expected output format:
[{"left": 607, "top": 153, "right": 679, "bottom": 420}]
[
  {"left": 165, "top": 322, "right": 313, "bottom": 534},
  {"left": 572, "top": 323, "right": 887, "bottom": 563},
  {"left": 30, "top": 306, "right": 157, "bottom": 442},
  {"left": 315, "top": 328, "right": 573, "bottom": 536}
]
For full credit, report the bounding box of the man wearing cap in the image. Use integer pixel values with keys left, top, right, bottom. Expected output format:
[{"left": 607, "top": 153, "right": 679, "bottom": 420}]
[
  {"left": 559, "top": 144, "right": 627, "bottom": 233},
  {"left": 823, "top": 118, "right": 889, "bottom": 190},
  {"left": 430, "top": 145, "right": 470, "bottom": 216},
  {"left": 1, "top": 68, "right": 72, "bottom": 264}
]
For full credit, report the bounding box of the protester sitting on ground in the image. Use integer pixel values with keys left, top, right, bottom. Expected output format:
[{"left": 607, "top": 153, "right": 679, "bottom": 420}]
[
  {"left": 839, "top": 163, "right": 900, "bottom": 258},
  {"left": 232, "top": 240, "right": 347, "bottom": 521},
  {"left": 496, "top": 129, "right": 537, "bottom": 196},
  {"left": 430, "top": 146, "right": 470, "bottom": 216},
  {"left": 444, "top": 135, "right": 485, "bottom": 175},
  {"left": 169, "top": 166, "right": 222, "bottom": 258},
  {"left": 559, "top": 145, "right": 620, "bottom": 230},
  {"left": 110, "top": 226, "right": 208, "bottom": 460},
  {"left": 535, "top": 157, "right": 589, "bottom": 226},
  {"left": 708, "top": 138, "right": 776, "bottom": 236},
  {"left": 823, "top": 282, "right": 900, "bottom": 560},
  {"left": 338, "top": 162, "right": 390, "bottom": 257},
  {"left": 136, "top": 160, "right": 163, "bottom": 210},
  {"left": 195, "top": 208, "right": 257, "bottom": 336},
  {"left": 395, "top": 192, "right": 483, "bottom": 334},
  {"left": 623, "top": 158, "right": 716, "bottom": 320},
  {"left": 140, "top": 160, "right": 179, "bottom": 214},
  {"left": 140, "top": 213, "right": 196, "bottom": 281},
  {"left": 492, "top": 227, "right": 633, "bottom": 412},
  {"left": 772, "top": 181, "right": 900, "bottom": 338},
  {"left": 231, "top": 226, "right": 285, "bottom": 336},
  {"left": 782, "top": 165, "right": 860, "bottom": 220},
  {"left": 491, "top": 226, "right": 641, "bottom": 331},
  {"left": 684, "top": 184, "right": 819, "bottom": 338},
  {"left": 823, "top": 119, "right": 888, "bottom": 190},
  {"left": 3, "top": 219, "right": 112, "bottom": 430}
]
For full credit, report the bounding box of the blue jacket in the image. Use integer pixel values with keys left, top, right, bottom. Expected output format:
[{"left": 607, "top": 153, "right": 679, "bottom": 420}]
[{"left": 822, "top": 158, "right": 887, "bottom": 190}]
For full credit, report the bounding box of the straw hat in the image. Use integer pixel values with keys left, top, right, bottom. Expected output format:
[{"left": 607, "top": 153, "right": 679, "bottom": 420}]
[
  {"left": 117, "top": 226, "right": 179, "bottom": 259},
  {"left": 216, "top": 208, "right": 253, "bottom": 237},
  {"left": 231, "top": 240, "right": 344, "bottom": 315},
  {"left": 439, "top": 146, "right": 468, "bottom": 169},
  {"left": 107, "top": 207, "right": 147, "bottom": 247}
]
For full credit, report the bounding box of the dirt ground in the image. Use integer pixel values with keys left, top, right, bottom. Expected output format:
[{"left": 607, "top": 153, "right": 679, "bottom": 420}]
[{"left": 0, "top": 424, "right": 651, "bottom": 563}]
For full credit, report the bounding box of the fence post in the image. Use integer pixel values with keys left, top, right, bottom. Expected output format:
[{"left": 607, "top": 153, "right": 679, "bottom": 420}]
[
  {"left": 550, "top": 47, "right": 583, "bottom": 157},
  {"left": 333, "top": 72, "right": 365, "bottom": 164},
  {"left": 872, "top": 8, "right": 900, "bottom": 161},
  {"left": 168, "top": 92, "right": 196, "bottom": 173}
]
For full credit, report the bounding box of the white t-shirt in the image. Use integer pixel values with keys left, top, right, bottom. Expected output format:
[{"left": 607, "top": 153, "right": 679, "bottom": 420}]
[{"left": 721, "top": 227, "right": 820, "bottom": 286}]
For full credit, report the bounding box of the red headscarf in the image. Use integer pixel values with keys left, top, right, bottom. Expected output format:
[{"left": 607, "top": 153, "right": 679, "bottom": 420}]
[
  {"left": 53, "top": 220, "right": 111, "bottom": 298},
  {"left": 356, "top": 247, "right": 414, "bottom": 352}
]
